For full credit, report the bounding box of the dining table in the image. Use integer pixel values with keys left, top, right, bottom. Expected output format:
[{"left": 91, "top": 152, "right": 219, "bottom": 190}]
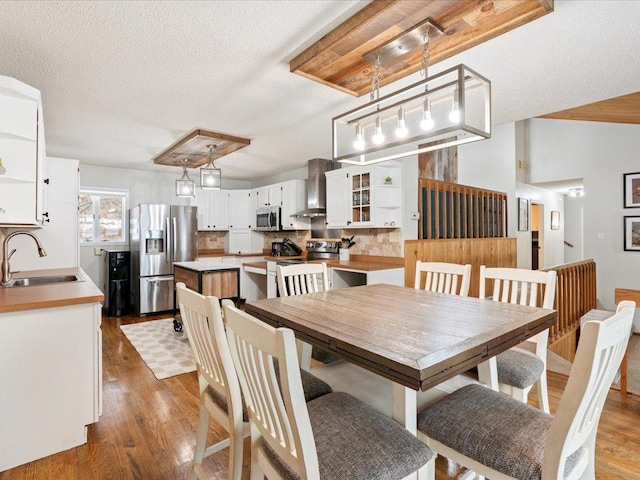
[{"left": 245, "top": 283, "right": 557, "bottom": 439}]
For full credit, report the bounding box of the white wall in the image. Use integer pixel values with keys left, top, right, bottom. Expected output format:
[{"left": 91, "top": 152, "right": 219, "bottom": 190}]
[
  {"left": 401, "top": 156, "right": 419, "bottom": 242},
  {"left": 564, "top": 195, "right": 584, "bottom": 263},
  {"left": 527, "top": 118, "right": 640, "bottom": 311},
  {"left": 457, "top": 122, "right": 533, "bottom": 266}
]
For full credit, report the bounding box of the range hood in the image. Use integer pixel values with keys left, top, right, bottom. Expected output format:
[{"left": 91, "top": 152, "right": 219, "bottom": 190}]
[{"left": 293, "top": 158, "right": 337, "bottom": 218}]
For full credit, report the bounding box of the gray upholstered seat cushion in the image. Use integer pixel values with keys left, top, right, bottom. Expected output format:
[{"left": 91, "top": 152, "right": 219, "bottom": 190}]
[
  {"left": 497, "top": 347, "right": 545, "bottom": 389},
  {"left": 206, "top": 367, "right": 332, "bottom": 422},
  {"left": 418, "top": 384, "right": 581, "bottom": 480},
  {"left": 297, "top": 368, "right": 334, "bottom": 402},
  {"left": 264, "top": 392, "right": 434, "bottom": 480}
]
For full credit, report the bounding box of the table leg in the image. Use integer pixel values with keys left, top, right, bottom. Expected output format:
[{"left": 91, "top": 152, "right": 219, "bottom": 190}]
[
  {"left": 477, "top": 357, "right": 499, "bottom": 391},
  {"left": 391, "top": 383, "right": 417, "bottom": 434},
  {"left": 391, "top": 384, "right": 423, "bottom": 479}
]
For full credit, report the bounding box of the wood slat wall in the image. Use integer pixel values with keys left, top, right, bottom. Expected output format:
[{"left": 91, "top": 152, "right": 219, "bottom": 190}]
[
  {"left": 419, "top": 178, "right": 507, "bottom": 240},
  {"left": 541, "top": 259, "right": 597, "bottom": 362},
  {"left": 404, "top": 238, "right": 517, "bottom": 298}
]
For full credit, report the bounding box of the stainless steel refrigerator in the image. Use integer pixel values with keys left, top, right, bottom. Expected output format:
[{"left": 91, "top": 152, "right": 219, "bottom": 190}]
[{"left": 129, "top": 204, "right": 198, "bottom": 315}]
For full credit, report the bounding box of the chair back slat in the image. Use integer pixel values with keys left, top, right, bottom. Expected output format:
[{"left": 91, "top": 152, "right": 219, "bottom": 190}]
[
  {"left": 542, "top": 302, "right": 634, "bottom": 478},
  {"left": 176, "top": 283, "right": 243, "bottom": 421},
  {"left": 414, "top": 261, "right": 472, "bottom": 297},
  {"left": 278, "top": 263, "right": 329, "bottom": 297},
  {"left": 480, "top": 266, "right": 557, "bottom": 309},
  {"left": 224, "top": 304, "right": 319, "bottom": 478}
]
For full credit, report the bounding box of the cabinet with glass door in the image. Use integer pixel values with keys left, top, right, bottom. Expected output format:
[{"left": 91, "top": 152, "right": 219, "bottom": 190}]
[{"left": 351, "top": 169, "right": 372, "bottom": 226}]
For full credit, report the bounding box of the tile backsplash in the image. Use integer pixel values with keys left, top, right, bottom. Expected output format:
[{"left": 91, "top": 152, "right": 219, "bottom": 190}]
[
  {"left": 198, "top": 231, "right": 226, "bottom": 250},
  {"left": 262, "top": 231, "right": 311, "bottom": 251},
  {"left": 340, "top": 228, "right": 402, "bottom": 257},
  {"left": 200, "top": 228, "right": 403, "bottom": 257}
]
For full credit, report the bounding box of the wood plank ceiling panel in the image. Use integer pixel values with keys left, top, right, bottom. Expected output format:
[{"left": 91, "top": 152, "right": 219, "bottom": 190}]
[
  {"left": 538, "top": 92, "right": 640, "bottom": 125},
  {"left": 152, "top": 129, "right": 250, "bottom": 167},
  {"left": 290, "top": 0, "right": 554, "bottom": 97}
]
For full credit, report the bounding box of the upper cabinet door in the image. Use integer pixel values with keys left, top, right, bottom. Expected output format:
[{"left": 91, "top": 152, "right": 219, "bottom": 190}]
[
  {"left": 280, "top": 180, "right": 309, "bottom": 231},
  {"left": 228, "top": 189, "right": 252, "bottom": 229},
  {"left": 325, "top": 170, "right": 350, "bottom": 228},
  {"left": 209, "top": 190, "right": 229, "bottom": 230},
  {"left": 253, "top": 186, "right": 270, "bottom": 208},
  {"left": 193, "top": 189, "right": 212, "bottom": 231}
]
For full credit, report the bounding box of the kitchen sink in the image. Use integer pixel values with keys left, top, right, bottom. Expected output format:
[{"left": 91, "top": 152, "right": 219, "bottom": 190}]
[{"left": 1, "top": 274, "right": 84, "bottom": 287}]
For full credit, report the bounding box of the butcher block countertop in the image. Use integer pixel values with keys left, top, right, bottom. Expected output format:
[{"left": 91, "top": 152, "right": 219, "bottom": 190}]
[
  {"left": 174, "top": 260, "right": 241, "bottom": 272},
  {"left": 323, "top": 258, "right": 404, "bottom": 271},
  {"left": 242, "top": 255, "right": 404, "bottom": 273},
  {"left": 0, "top": 267, "right": 104, "bottom": 314}
]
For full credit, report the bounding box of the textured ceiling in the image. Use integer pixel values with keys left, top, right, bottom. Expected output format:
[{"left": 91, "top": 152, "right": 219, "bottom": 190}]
[{"left": 1, "top": 1, "right": 640, "bottom": 182}]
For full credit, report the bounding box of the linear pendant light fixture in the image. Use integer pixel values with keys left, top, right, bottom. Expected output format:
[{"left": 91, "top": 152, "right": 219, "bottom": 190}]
[
  {"left": 200, "top": 144, "right": 222, "bottom": 190},
  {"left": 332, "top": 19, "right": 491, "bottom": 166},
  {"left": 175, "top": 159, "right": 196, "bottom": 198}
]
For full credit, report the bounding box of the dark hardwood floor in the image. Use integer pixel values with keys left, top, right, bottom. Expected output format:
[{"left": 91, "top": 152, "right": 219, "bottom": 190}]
[{"left": 1, "top": 312, "right": 639, "bottom": 479}]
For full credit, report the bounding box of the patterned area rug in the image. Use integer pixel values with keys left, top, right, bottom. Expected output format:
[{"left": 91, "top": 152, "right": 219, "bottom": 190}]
[{"left": 120, "top": 318, "right": 195, "bottom": 380}]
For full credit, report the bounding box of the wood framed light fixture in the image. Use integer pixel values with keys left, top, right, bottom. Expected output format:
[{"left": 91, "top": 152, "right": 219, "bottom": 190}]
[
  {"left": 290, "top": 0, "right": 553, "bottom": 97},
  {"left": 152, "top": 129, "right": 250, "bottom": 168}
]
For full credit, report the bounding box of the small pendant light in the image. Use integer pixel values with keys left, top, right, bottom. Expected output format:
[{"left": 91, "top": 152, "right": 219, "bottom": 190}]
[
  {"left": 200, "top": 144, "right": 222, "bottom": 190},
  {"left": 175, "top": 159, "right": 195, "bottom": 197}
]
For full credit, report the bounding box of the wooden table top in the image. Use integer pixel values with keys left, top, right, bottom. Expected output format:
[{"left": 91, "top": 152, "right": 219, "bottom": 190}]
[{"left": 246, "top": 284, "right": 557, "bottom": 391}]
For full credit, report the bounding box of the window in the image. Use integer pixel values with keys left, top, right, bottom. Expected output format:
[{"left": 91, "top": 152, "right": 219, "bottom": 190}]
[{"left": 79, "top": 188, "right": 128, "bottom": 243}]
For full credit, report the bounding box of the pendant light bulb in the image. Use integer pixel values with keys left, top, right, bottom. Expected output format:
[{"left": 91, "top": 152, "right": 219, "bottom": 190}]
[
  {"left": 395, "top": 107, "right": 408, "bottom": 138},
  {"left": 353, "top": 122, "right": 365, "bottom": 150},
  {"left": 420, "top": 98, "right": 434, "bottom": 131},
  {"left": 449, "top": 87, "right": 461, "bottom": 123},
  {"left": 372, "top": 116, "right": 385, "bottom": 145}
]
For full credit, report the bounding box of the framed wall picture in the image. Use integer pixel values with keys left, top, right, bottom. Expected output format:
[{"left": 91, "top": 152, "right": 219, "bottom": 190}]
[
  {"left": 550, "top": 210, "right": 560, "bottom": 230},
  {"left": 518, "top": 198, "right": 529, "bottom": 231},
  {"left": 623, "top": 172, "right": 640, "bottom": 208},
  {"left": 624, "top": 216, "right": 640, "bottom": 251}
]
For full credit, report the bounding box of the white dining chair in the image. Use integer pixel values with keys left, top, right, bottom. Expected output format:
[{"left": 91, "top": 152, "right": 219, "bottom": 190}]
[
  {"left": 177, "top": 283, "right": 333, "bottom": 480},
  {"left": 414, "top": 261, "right": 472, "bottom": 296},
  {"left": 417, "top": 301, "right": 634, "bottom": 480},
  {"left": 277, "top": 262, "right": 329, "bottom": 296},
  {"left": 223, "top": 302, "right": 436, "bottom": 480},
  {"left": 176, "top": 283, "right": 248, "bottom": 480},
  {"left": 479, "top": 266, "right": 557, "bottom": 413},
  {"left": 277, "top": 262, "right": 330, "bottom": 370}
]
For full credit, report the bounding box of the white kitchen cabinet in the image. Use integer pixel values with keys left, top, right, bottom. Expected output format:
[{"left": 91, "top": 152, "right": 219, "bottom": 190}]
[
  {"left": 9, "top": 157, "right": 80, "bottom": 271},
  {"left": 325, "top": 169, "right": 350, "bottom": 228},
  {"left": 225, "top": 229, "right": 263, "bottom": 255},
  {"left": 280, "top": 179, "right": 309, "bottom": 230},
  {"left": 228, "top": 189, "right": 252, "bottom": 229},
  {"left": 253, "top": 184, "right": 282, "bottom": 209},
  {"left": 325, "top": 162, "right": 402, "bottom": 228},
  {"left": 193, "top": 189, "right": 229, "bottom": 230},
  {"left": 0, "top": 76, "right": 47, "bottom": 226},
  {"left": 0, "top": 301, "right": 102, "bottom": 471},
  {"left": 193, "top": 188, "right": 210, "bottom": 230}
]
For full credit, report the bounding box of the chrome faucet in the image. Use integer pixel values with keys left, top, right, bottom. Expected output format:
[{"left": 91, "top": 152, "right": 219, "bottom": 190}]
[{"left": 1, "top": 231, "right": 47, "bottom": 285}]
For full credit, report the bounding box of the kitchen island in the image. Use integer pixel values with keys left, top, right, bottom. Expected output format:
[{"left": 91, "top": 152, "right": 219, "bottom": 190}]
[
  {"left": 0, "top": 267, "right": 103, "bottom": 471},
  {"left": 174, "top": 260, "right": 241, "bottom": 301}
]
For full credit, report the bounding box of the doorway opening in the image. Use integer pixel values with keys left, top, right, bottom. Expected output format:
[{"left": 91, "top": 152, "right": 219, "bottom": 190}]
[{"left": 531, "top": 203, "right": 544, "bottom": 270}]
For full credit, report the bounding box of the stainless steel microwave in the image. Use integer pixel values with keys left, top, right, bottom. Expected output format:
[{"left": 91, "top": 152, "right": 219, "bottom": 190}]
[{"left": 255, "top": 206, "right": 280, "bottom": 231}]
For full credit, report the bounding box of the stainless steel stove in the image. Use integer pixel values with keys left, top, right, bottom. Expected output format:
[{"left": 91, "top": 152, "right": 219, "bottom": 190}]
[{"left": 305, "top": 240, "right": 340, "bottom": 261}]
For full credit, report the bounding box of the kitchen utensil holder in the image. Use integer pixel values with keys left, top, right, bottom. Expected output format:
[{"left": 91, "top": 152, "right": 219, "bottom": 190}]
[{"left": 339, "top": 249, "right": 350, "bottom": 261}]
